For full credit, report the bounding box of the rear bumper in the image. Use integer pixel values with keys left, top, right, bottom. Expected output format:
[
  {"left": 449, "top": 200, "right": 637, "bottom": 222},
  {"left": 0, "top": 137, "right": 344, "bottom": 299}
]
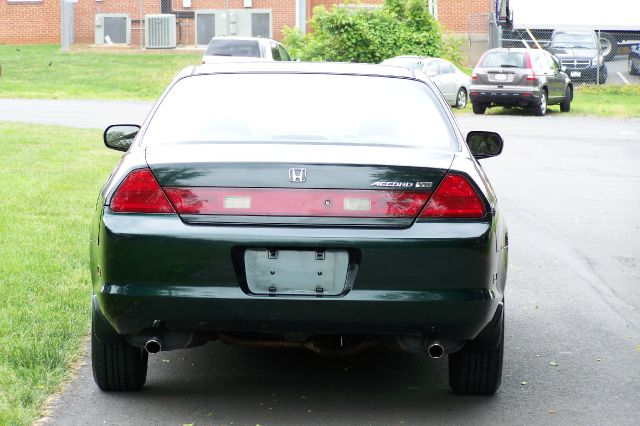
[
  {"left": 92, "top": 210, "right": 507, "bottom": 341},
  {"left": 98, "top": 283, "right": 501, "bottom": 339},
  {"left": 470, "top": 86, "right": 541, "bottom": 106}
]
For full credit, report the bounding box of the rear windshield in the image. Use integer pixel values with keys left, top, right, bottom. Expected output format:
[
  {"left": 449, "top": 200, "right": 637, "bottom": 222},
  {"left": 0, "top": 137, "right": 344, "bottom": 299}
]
[
  {"left": 206, "top": 40, "right": 261, "bottom": 57},
  {"left": 479, "top": 52, "right": 526, "bottom": 68},
  {"left": 143, "top": 74, "right": 457, "bottom": 151}
]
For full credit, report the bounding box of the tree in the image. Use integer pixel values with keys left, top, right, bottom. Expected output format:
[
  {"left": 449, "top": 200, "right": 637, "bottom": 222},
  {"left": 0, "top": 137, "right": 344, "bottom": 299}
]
[{"left": 283, "top": 0, "right": 445, "bottom": 64}]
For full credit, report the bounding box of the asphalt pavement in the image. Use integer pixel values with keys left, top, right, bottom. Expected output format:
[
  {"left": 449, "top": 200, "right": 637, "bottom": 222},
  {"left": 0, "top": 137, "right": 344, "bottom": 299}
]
[
  {"left": 605, "top": 55, "right": 640, "bottom": 85},
  {"left": 3, "top": 101, "right": 638, "bottom": 425},
  {"left": 0, "top": 98, "right": 153, "bottom": 129}
]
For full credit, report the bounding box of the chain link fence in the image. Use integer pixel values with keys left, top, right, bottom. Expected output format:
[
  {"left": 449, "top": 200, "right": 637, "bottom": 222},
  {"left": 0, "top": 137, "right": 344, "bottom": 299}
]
[{"left": 500, "top": 28, "right": 640, "bottom": 85}]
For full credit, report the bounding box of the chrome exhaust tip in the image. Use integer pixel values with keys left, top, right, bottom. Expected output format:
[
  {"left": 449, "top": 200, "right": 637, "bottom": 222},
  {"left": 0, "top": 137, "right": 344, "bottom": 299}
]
[
  {"left": 144, "top": 338, "right": 162, "bottom": 354},
  {"left": 426, "top": 341, "right": 445, "bottom": 359}
]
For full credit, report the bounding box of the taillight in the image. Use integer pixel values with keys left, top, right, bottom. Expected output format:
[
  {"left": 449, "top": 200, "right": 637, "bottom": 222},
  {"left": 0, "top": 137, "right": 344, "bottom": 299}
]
[
  {"left": 163, "top": 188, "right": 431, "bottom": 218},
  {"left": 525, "top": 53, "right": 536, "bottom": 80},
  {"left": 419, "top": 174, "right": 486, "bottom": 218},
  {"left": 471, "top": 71, "right": 477, "bottom": 80},
  {"left": 110, "top": 168, "right": 175, "bottom": 213}
]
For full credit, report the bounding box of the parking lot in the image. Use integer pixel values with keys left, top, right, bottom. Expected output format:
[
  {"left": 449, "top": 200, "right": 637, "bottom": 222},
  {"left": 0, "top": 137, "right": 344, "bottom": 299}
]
[
  {"left": 601, "top": 55, "right": 640, "bottom": 85},
  {"left": 19, "top": 105, "right": 635, "bottom": 426}
]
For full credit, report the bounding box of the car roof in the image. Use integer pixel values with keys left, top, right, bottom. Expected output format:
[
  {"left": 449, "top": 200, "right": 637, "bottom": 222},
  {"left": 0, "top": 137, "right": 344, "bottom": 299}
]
[
  {"left": 186, "top": 62, "right": 418, "bottom": 79},
  {"left": 207, "top": 36, "right": 277, "bottom": 44},
  {"left": 484, "top": 48, "right": 535, "bottom": 54}
]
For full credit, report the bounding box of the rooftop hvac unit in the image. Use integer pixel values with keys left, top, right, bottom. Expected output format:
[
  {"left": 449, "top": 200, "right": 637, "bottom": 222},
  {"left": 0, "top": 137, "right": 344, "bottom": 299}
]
[
  {"left": 95, "top": 14, "right": 131, "bottom": 45},
  {"left": 145, "top": 14, "right": 177, "bottom": 49}
]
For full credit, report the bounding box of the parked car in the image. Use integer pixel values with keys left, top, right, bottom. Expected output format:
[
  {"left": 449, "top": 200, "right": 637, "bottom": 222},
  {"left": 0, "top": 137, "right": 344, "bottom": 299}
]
[
  {"left": 93, "top": 62, "right": 508, "bottom": 395},
  {"left": 629, "top": 43, "right": 640, "bottom": 75},
  {"left": 202, "top": 36, "right": 292, "bottom": 64},
  {"left": 470, "top": 47, "right": 573, "bottom": 116},
  {"left": 382, "top": 56, "right": 471, "bottom": 108},
  {"left": 545, "top": 29, "right": 607, "bottom": 84}
]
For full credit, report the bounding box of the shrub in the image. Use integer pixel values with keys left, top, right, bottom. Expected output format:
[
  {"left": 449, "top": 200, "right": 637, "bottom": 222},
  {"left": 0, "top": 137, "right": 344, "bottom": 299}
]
[{"left": 283, "top": 0, "right": 445, "bottom": 63}]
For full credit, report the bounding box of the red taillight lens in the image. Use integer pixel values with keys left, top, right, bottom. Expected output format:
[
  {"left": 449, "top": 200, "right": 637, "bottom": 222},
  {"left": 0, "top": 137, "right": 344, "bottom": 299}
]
[
  {"left": 524, "top": 53, "right": 536, "bottom": 80},
  {"left": 110, "top": 169, "right": 175, "bottom": 213},
  {"left": 419, "top": 174, "right": 485, "bottom": 218},
  {"left": 471, "top": 72, "right": 477, "bottom": 80},
  {"left": 164, "top": 188, "right": 431, "bottom": 218}
]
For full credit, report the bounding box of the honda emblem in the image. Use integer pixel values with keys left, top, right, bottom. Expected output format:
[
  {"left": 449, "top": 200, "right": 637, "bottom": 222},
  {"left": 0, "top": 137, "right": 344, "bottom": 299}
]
[{"left": 289, "top": 168, "right": 307, "bottom": 183}]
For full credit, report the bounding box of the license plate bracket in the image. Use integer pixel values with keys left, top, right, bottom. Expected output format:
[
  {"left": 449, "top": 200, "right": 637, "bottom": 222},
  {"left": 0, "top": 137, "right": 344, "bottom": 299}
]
[
  {"left": 494, "top": 73, "right": 507, "bottom": 81},
  {"left": 244, "top": 249, "right": 349, "bottom": 296}
]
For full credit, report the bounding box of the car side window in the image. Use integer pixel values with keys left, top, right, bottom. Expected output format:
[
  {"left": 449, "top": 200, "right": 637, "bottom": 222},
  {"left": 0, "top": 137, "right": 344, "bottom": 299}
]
[
  {"left": 424, "top": 61, "right": 439, "bottom": 77},
  {"left": 546, "top": 53, "right": 560, "bottom": 72},
  {"left": 532, "top": 53, "right": 548, "bottom": 74},
  {"left": 271, "top": 42, "right": 281, "bottom": 61},
  {"left": 438, "top": 61, "right": 453, "bottom": 74},
  {"left": 278, "top": 44, "right": 291, "bottom": 61}
]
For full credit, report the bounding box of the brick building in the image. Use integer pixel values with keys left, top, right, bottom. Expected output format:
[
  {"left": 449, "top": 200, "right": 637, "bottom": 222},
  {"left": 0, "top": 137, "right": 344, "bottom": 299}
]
[{"left": 0, "top": 0, "right": 493, "bottom": 47}]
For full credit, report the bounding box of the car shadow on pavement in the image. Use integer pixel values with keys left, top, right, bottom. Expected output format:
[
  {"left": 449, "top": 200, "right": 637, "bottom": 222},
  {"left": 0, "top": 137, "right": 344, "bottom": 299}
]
[{"left": 99, "top": 342, "right": 500, "bottom": 424}]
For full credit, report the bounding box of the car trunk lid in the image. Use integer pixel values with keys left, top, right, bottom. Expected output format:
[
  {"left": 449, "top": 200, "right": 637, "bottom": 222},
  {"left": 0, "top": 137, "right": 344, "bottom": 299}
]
[{"left": 145, "top": 143, "right": 454, "bottom": 227}]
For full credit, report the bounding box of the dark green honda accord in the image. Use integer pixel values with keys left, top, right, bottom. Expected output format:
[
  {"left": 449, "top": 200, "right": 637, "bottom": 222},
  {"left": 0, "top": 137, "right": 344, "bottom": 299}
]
[{"left": 90, "top": 62, "right": 508, "bottom": 395}]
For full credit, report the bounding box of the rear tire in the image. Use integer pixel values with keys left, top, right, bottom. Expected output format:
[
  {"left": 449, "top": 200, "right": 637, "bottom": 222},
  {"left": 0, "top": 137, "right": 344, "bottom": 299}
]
[
  {"left": 91, "top": 312, "right": 148, "bottom": 391},
  {"left": 629, "top": 57, "right": 639, "bottom": 75},
  {"left": 533, "top": 90, "right": 547, "bottom": 116},
  {"left": 560, "top": 86, "right": 572, "bottom": 112},
  {"left": 472, "top": 102, "right": 487, "bottom": 115},
  {"left": 449, "top": 311, "right": 504, "bottom": 395},
  {"left": 597, "top": 66, "right": 608, "bottom": 84},
  {"left": 455, "top": 88, "right": 467, "bottom": 109}
]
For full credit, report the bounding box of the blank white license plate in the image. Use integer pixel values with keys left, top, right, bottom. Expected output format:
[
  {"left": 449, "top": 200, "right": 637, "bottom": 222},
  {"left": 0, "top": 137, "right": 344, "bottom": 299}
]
[
  {"left": 244, "top": 249, "right": 349, "bottom": 296},
  {"left": 570, "top": 71, "right": 582, "bottom": 78},
  {"left": 494, "top": 73, "right": 507, "bottom": 81}
]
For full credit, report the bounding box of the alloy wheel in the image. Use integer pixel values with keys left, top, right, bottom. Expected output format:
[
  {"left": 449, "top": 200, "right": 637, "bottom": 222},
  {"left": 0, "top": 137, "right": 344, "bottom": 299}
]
[{"left": 456, "top": 89, "right": 467, "bottom": 109}]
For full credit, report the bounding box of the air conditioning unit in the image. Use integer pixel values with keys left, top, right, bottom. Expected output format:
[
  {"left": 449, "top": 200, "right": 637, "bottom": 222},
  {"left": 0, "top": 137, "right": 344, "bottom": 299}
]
[
  {"left": 145, "top": 14, "right": 177, "bottom": 49},
  {"left": 95, "top": 14, "right": 131, "bottom": 45}
]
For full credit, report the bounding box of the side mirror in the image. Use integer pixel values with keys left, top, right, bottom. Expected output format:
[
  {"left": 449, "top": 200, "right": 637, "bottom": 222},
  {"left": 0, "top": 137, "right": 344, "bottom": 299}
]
[
  {"left": 466, "top": 131, "right": 503, "bottom": 159},
  {"left": 561, "top": 65, "right": 567, "bottom": 73},
  {"left": 103, "top": 124, "right": 140, "bottom": 152}
]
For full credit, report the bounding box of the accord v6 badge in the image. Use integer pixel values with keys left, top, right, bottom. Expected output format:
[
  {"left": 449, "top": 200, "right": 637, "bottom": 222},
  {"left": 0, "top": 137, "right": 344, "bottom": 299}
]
[
  {"left": 371, "top": 181, "right": 433, "bottom": 188},
  {"left": 371, "top": 181, "right": 414, "bottom": 188},
  {"left": 415, "top": 181, "right": 433, "bottom": 188}
]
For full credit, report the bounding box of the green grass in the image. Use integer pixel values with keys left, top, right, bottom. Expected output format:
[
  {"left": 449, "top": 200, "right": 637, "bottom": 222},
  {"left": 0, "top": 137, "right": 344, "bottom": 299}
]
[
  {"left": 1, "top": 45, "right": 638, "bottom": 116},
  {"left": 571, "top": 84, "right": 640, "bottom": 117},
  {"left": 456, "top": 84, "right": 640, "bottom": 117},
  {"left": 0, "top": 44, "right": 201, "bottom": 100},
  {"left": 0, "top": 122, "right": 119, "bottom": 425}
]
